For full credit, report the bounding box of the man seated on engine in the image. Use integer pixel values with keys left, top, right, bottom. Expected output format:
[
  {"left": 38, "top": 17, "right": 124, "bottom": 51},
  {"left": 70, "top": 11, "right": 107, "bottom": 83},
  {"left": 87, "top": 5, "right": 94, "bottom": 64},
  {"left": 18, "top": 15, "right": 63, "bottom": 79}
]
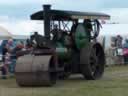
[
  {"left": 30, "top": 32, "right": 44, "bottom": 48},
  {"left": 51, "top": 24, "right": 63, "bottom": 42}
]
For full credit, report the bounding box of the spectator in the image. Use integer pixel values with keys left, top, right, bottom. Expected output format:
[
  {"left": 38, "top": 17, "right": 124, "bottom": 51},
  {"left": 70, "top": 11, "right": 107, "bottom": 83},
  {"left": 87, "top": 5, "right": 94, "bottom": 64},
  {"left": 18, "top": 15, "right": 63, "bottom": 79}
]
[
  {"left": 16, "top": 41, "right": 24, "bottom": 50},
  {"left": 115, "top": 35, "right": 123, "bottom": 48},
  {"left": 123, "top": 39, "right": 128, "bottom": 64},
  {"left": 7, "top": 39, "right": 16, "bottom": 76},
  {"left": 10, "top": 42, "right": 25, "bottom": 74},
  {"left": 4, "top": 51, "right": 11, "bottom": 76},
  {"left": 2, "top": 43, "right": 8, "bottom": 62},
  {"left": 15, "top": 42, "right": 24, "bottom": 54},
  {"left": 123, "top": 39, "right": 128, "bottom": 48},
  {"left": 1, "top": 42, "right": 14, "bottom": 78},
  {"left": 25, "top": 39, "right": 32, "bottom": 49},
  {"left": 1, "top": 43, "right": 9, "bottom": 79}
]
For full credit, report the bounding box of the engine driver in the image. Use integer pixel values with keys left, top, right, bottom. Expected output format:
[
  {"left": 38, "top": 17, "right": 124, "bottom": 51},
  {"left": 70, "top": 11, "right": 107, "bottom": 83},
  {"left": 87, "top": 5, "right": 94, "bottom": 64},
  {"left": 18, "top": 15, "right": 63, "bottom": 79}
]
[{"left": 51, "top": 24, "right": 62, "bottom": 42}]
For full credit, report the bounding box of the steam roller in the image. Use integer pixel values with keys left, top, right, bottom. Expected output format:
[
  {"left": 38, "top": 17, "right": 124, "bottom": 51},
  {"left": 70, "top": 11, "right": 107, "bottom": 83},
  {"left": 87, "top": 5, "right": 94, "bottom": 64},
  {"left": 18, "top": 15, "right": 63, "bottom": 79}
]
[{"left": 15, "top": 5, "right": 110, "bottom": 86}]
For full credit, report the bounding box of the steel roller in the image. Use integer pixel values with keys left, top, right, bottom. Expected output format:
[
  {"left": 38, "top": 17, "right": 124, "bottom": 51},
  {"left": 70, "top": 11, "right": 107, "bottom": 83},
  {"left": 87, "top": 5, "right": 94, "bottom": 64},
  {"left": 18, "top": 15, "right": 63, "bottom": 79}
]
[{"left": 15, "top": 54, "right": 57, "bottom": 86}]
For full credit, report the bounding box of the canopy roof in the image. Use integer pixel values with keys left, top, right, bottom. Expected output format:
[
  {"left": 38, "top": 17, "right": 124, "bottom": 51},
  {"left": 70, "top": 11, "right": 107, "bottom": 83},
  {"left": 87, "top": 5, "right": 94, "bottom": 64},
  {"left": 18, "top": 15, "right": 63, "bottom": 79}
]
[{"left": 31, "top": 10, "right": 110, "bottom": 20}]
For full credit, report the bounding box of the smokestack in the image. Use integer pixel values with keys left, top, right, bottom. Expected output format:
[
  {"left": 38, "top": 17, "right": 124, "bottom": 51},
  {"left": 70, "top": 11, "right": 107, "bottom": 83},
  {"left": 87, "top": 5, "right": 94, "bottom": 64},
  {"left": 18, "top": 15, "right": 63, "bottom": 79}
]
[{"left": 43, "top": 5, "right": 51, "bottom": 39}]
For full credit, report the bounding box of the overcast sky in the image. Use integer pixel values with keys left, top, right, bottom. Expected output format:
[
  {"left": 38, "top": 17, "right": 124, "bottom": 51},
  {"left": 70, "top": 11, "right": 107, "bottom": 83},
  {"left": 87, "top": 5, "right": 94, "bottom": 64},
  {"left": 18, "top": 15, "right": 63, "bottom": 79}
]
[
  {"left": 0, "top": 0, "right": 128, "bottom": 35},
  {"left": 0, "top": 0, "right": 128, "bottom": 20}
]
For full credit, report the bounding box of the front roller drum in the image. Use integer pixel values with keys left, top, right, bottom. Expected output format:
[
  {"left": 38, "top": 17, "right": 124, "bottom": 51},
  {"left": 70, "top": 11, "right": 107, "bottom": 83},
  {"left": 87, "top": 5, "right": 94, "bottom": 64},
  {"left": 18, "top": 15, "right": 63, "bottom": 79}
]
[{"left": 15, "top": 55, "right": 57, "bottom": 86}]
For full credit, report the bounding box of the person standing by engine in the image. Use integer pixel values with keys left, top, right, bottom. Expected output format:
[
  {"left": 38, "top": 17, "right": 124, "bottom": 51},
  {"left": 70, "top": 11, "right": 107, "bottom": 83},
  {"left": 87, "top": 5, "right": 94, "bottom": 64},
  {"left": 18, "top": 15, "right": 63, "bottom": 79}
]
[{"left": 6, "top": 39, "right": 16, "bottom": 76}]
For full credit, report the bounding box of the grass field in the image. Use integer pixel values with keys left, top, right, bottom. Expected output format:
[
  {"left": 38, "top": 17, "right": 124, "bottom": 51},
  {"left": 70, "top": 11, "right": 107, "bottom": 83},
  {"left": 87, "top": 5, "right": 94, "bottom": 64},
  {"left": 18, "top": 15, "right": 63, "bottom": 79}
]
[{"left": 1, "top": 66, "right": 128, "bottom": 96}]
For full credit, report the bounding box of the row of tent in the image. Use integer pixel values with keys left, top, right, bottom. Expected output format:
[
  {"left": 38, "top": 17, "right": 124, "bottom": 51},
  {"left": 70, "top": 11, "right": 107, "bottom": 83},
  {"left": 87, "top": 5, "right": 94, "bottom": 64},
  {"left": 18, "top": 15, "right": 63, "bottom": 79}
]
[
  {"left": 0, "top": 26, "right": 29, "bottom": 40},
  {"left": 0, "top": 26, "right": 29, "bottom": 61}
]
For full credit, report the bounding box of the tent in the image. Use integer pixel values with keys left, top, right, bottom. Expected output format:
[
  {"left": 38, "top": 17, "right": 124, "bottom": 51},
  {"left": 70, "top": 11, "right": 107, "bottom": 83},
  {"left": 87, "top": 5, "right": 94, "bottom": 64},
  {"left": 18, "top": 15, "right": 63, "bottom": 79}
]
[
  {"left": 100, "top": 24, "right": 128, "bottom": 36},
  {"left": 0, "top": 26, "right": 12, "bottom": 40},
  {"left": 100, "top": 24, "right": 128, "bottom": 48}
]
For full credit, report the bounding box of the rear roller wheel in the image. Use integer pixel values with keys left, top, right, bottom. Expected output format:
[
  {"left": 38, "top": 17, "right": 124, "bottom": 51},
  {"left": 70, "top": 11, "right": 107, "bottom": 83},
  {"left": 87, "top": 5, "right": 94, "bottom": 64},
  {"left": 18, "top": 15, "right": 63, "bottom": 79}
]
[{"left": 80, "top": 43, "right": 105, "bottom": 80}]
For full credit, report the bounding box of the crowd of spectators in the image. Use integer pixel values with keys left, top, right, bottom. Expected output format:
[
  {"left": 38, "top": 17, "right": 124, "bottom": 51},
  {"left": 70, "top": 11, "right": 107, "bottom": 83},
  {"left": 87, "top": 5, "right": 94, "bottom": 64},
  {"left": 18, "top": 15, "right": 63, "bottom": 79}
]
[
  {"left": 110, "top": 35, "right": 128, "bottom": 65},
  {"left": 1, "top": 39, "right": 24, "bottom": 79}
]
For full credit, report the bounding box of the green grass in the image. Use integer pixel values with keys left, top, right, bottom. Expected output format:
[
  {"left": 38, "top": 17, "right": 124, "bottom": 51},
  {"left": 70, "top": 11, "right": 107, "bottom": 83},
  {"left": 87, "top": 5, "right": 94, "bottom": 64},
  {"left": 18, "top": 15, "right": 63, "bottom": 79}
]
[{"left": 1, "top": 66, "right": 128, "bottom": 96}]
